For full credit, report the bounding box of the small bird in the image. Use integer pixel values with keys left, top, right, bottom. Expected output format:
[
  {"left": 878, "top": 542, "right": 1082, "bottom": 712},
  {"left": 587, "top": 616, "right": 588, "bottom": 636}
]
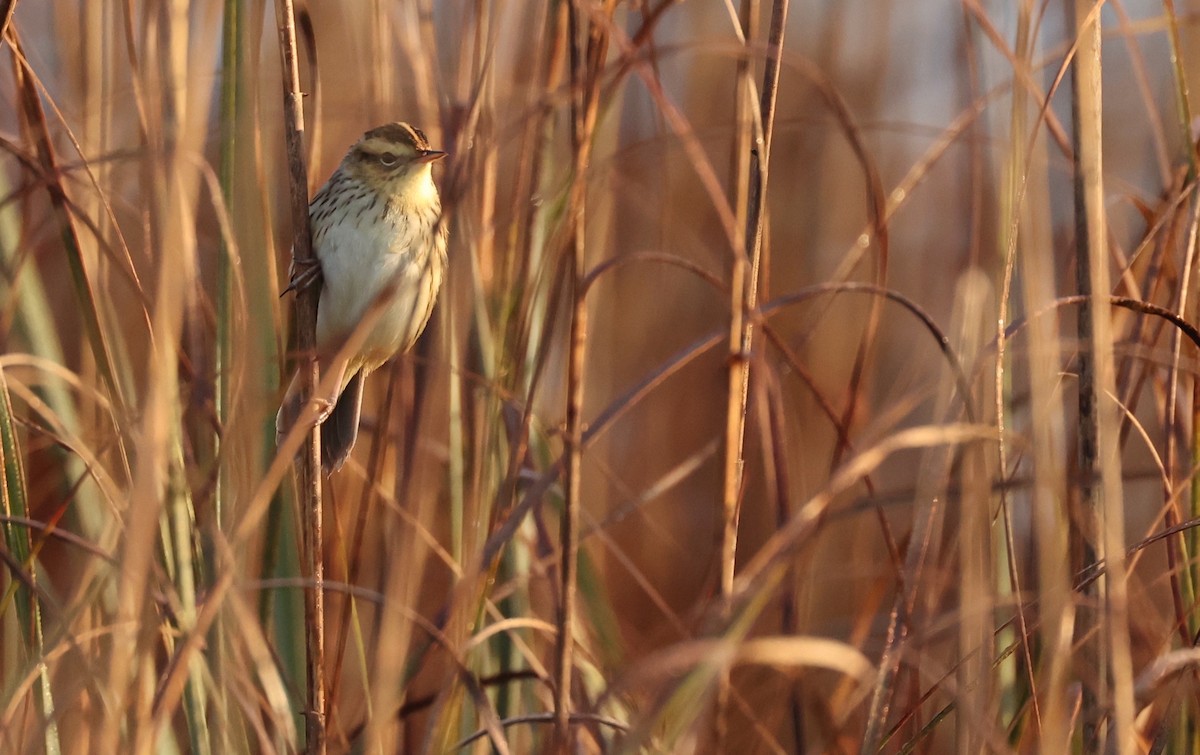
[{"left": 276, "top": 122, "right": 448, "bottom": 474}]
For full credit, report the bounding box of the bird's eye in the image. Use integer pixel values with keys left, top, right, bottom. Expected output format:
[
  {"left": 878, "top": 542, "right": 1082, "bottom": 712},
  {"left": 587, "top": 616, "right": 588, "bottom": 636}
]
[{"left": 378, "top": 153, "right": 400, "bottom": 167}]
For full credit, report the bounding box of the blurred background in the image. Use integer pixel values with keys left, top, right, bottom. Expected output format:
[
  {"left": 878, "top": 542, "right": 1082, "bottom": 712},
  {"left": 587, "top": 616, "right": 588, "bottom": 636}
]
[{"left": 2, "top": 0, "right": 1198, "bottom": 752}]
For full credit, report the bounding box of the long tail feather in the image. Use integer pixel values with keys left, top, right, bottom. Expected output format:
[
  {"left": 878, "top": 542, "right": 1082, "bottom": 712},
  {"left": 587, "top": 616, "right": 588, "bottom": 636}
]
[{"left": 321, "top": 370, "right": 364, "bottom": 474}]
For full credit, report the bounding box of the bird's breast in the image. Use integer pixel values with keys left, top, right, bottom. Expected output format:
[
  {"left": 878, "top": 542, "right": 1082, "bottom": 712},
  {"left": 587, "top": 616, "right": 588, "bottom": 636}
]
[{"left": 312, "top": 199, "right": 444, "bottom": 371}]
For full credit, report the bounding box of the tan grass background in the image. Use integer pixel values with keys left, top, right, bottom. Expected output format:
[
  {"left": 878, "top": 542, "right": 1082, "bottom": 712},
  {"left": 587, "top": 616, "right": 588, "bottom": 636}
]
[{"left": 1, "top": 0, "right": 1199, "bottom": 752}]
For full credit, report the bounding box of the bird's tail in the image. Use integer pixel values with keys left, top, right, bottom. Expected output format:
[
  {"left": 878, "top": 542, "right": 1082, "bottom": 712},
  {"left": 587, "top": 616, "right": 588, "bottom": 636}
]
[{"left": 319, "top": 370, "right": 363, "bottom": 474}]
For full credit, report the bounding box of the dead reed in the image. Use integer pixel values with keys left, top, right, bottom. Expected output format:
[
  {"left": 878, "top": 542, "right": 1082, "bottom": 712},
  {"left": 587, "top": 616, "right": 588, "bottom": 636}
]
[{"left": 1, "top": 1, "right": 1198, "bottom": 752}]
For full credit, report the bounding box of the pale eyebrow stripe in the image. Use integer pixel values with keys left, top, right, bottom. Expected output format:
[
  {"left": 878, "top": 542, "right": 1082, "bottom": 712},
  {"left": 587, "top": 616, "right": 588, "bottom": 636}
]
[{"left": 360, "top": 138, "right": 416, "bottom": 155}]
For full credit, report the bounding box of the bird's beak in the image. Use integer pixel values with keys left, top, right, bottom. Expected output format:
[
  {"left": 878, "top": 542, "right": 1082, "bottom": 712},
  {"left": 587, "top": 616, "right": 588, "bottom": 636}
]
[{"left": 416, "top": 150, "right": 447, "bottom": 164}]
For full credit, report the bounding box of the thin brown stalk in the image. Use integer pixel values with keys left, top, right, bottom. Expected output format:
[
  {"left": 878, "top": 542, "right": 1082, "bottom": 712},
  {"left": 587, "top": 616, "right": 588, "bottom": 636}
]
[
  {"left": 1071, "top": 1, "right": 1134, "bottom": 751},
  {"left": 717, "top": 0, "right": 788, "bottom": 745},
  {"left": 557, "top": 6, "right": 582, "bottom": 742},
  {"left": 0, "top": 0, "right": 14, "bottom": 49},
  {"left": 557, "top": 1, "right": 599, "bottom": 746},
  {"left": 714, "top": 0, "right": 758, "bottom": 741},
  {"left": 325, "top": 369, "right": 398, "bottom": 744},
  {"left": 1070, "top": 0, "right": 1099, "bottom": 587},
  {"left": 274, "top": 0, "right": 324, "bottom": 752},
  {"left": 1004, "top": 3, "right": 1065, "bottom": 748}
]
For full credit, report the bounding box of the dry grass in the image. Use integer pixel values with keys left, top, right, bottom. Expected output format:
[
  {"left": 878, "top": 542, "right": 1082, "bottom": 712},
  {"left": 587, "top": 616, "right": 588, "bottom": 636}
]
[{"left": 2, "top": 1, "right": 1199, "bottom": 752}]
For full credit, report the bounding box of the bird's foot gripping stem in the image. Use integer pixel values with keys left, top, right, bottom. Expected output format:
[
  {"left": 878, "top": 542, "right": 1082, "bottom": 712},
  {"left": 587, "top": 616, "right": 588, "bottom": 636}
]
[{"left": 282, "top": 255, "right": 323, "bottom": 297}]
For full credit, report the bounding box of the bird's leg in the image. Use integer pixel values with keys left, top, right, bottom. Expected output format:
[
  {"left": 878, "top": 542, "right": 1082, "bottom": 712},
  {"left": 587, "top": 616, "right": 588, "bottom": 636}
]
[
  {"left": 310, "top": 351, "right": 351, "bottom": 425},
  {"left": 276, "top": 348, "right": 349, "bottom": 441},
  {"left": 310, "top": 393, "right": 335, "bottom": 425},
  {"left": 282, "top": 255, "right": 323, "bottom": 297}
]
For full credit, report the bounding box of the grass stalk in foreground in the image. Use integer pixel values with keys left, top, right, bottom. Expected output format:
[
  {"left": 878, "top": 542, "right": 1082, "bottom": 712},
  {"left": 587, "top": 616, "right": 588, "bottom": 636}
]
[
  {"left": 1071, "top": 2, "right": 1135, "bottom": 750},
  {"left": 0, "top": 363, "right": 59, "bottom": 755},
  {"left": 274, "top": 0, "right": 324, "bottom": 751},
  {"left": 558, "top": 2, "right": 601, "bottom": 745},
  {"left": 718, "top": 0, "right": 788, "bottom": 747}
]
